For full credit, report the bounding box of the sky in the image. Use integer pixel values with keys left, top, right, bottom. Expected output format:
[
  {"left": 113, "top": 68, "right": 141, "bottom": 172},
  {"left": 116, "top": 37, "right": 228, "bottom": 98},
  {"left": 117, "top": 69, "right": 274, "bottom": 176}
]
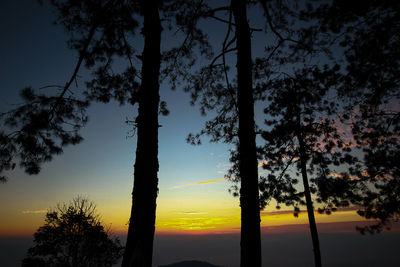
[{"left": 0, "top": 1, "right": 399, "bottom": 266}]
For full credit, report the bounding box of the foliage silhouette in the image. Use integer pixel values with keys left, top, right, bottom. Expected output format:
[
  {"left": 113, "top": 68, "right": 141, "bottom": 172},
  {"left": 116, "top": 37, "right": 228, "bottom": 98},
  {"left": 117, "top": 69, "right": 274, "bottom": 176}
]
[
  {"left": 306, "top": 0, "right": 400, "bottom": 234},
  {"left": 22, "top": 197, "right": 123, "bottom": 267},
  {"left": 252, "top": 2, "right": 332, "bottom": 265},
  {"left": 164, "top": 1, "right": 263, "bottom": 266},
  {"left": 0, "top": 1, "right": 163, "bottom": 266},
  {"left": 257, "top": 65, "right": 360, "bottom": 267},
  {"left": 254, "top": 1, "right": 400, "bottom": 265},
  {"left": 0, "top": 0, "right": 139, "bottom": 182}
]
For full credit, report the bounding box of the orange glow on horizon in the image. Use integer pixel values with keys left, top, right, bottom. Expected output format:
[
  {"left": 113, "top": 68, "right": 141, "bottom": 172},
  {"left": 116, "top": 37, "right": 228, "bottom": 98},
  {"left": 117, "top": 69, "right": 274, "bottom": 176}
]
[
  {"left": 2, "top": 207, "right": 397, "bottom": 237},
  {"left": 0, "top": 184, "right": 392, "bottom": 238},
  {"left": 152, "top": 202, "right": 368, "bottom": 235}
]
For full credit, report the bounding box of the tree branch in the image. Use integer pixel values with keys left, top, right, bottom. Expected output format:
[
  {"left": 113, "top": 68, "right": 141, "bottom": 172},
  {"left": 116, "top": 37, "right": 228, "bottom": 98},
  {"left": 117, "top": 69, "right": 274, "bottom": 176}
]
[
  {"left": 259, "top": 0, "right": 312, "bottom": 52},
  {"left": 209, "top": 47, "right": 237, "bottom": 67},
  {"left": 221, "top": 6, "right": 239, "bottom": 115},
  {"left": 59, "top": 25, "right": 97, "bottom": 101}
]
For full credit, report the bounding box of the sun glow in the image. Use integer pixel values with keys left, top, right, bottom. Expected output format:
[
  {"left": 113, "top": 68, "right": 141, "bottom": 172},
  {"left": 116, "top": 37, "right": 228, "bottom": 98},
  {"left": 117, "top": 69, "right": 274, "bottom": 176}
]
[{"left": 152, "top": 189, "right": 365, "bottom": 235}]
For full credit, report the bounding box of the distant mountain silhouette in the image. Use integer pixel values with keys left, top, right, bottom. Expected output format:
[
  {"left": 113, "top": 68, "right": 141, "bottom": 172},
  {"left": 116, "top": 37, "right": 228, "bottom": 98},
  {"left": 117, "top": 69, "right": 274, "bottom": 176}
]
[{"left": 159, "top": 260, "right": 223, "bottom": 267}]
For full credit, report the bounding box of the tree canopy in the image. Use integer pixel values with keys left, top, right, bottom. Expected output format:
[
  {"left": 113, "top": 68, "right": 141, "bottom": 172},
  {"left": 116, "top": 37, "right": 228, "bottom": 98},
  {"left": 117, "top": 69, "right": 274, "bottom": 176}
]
[{"left": 22, "top": 197, "right": 123, "bottom": 267}]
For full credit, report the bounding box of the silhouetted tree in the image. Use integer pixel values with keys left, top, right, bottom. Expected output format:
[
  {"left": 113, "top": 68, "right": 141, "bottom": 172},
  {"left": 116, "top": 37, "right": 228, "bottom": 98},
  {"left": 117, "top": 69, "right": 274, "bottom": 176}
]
[
  {"left": 164, "top": 2, "right": 327, "bottom": 266},
  {"left": 257, "top": 65, "right": 363, "bottom": 267},
  {"left": 249, "top": 7, "right": 399, "bottom": 267},
  {"left": 165, "top": 1, "right": 399, "bottom": 265},
  {"left": 305, "top": 0, "right": 400, "bottom": 233},
  {"left": 0, "top": 0, "right": 139, "bottom": 181},
  {"left": 250, "top": 2, "right": 399, "bottom": 266},
  {"left": 22, "top": 197, "right": 123, "bottom": 267},
  {"left": 0, "top": 1, "right": 163, "bottom": 266},
  {"left": 231, "top": 0, "right": 262, "bottom": 266},
  {"left": 252, "top": 2, "right": 394, "bottom": 266},
  {"left": 121, "top": 1, "right": 162, "bottom": 266},
  {"left": 164, "top": 1, "right": 262, "bottom": 266}
]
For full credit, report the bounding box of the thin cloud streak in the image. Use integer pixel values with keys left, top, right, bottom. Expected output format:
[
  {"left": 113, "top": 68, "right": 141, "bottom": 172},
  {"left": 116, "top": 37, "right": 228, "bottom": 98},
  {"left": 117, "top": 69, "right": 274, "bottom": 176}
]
[
  {"left": 261, "top": 206, "right": 360, "bottom": 217},
  {"left": 174, "top": 160, "right": 283, "bottom": 189},
  {"left": 173, "top": 178, "right": 233, "bottom": 189},
  {"left": 22, "top": 209, "right": 47, "bottom": 214},
  {"left": 326, "top": 171, "right": 392, "bottom": 180},
  {"left": 173, "top": 211, "right": 207, "bottom": 215},
  {"left": 327, "top": 173, "right": 361, "bottom": 180},
  {"left": 261, "top": 210, "right": 306, "bottom": 216},
  {"left": 175, "top": 160, "right": 351, "bottom": 189}
]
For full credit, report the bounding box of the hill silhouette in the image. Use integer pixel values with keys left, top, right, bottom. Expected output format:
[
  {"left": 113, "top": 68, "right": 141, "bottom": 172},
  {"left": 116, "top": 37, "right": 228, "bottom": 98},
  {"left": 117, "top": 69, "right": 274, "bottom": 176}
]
[{"left": 159, "top": 260, "right": 223, "bottom": 267}]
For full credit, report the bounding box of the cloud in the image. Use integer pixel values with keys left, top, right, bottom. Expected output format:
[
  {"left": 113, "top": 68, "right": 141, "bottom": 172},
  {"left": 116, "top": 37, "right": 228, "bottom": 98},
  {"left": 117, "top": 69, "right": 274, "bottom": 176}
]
[
  {"left": 258, "top": 158, "right": 299, "bottom": 168},
  {"left": 261, "top": 210, "right": 306, "bottom": 216},
  {"left": 216, "top": 162, "right": 231, "bottom": 171},
  {"left": 22, "top": 209, "right": 47, "bottom": 214},
  {"left": 336, "top": 206, "right": 360, "bottom": 212},
  {"left": 326, "top": 171, "right": 392, "bottom": 180},
  {"left": 182, "top": 160, "right": 282, "bottom": 188},
  {"left": 261, "top": 206, "right": 360, "bottom": 217},
  {"left": 262, "top": 220, "right": 400, "bottom": 234},
  {"left": 258, "top": 161, "right": 268, "bottom": 167},
  {"left": 173, "top": 178, "right": 233, "bottom": 189},
  {"left": 326, "top": 173, "right": 361, "bottom": 180},
  {"left": 173, "top": 211, "right": 207, "bottom": 215}
]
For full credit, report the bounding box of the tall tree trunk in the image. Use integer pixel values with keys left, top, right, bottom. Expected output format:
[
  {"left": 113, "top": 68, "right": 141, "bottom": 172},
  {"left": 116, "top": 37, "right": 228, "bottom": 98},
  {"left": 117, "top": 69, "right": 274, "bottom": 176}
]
[
  {"left": 231, "top": 1, "right": 262, "bottom": 266},
  {"left": 122, "top": 1, "right": 161, "bottom": 267},
  {"left": 296, "top": 109, "right": 322, "bottom": 267}
]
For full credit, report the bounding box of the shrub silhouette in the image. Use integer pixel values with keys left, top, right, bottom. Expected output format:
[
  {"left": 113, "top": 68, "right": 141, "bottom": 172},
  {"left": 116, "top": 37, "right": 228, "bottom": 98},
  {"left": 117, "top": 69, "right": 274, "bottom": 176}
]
[{"left": 22, "top": 197, "right": 123, "bottom": 267}]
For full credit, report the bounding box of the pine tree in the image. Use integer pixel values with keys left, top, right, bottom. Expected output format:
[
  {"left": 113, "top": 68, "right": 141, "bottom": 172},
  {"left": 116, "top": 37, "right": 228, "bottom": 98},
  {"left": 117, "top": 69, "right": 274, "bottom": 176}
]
[
  {"left": 1, "top": 1, "right": 163, "bottom": 266},
  {"left": 166, "top": 1, "right": 262, "bottom": 265},
  {"left": 231, "top": 0, "right": 262, "bottom": 266},
  {"left": 121, "top": 1, "right": 162, "bottom": 266},
  {"left": 258, "top": 65, "right": 360, "bottom": 267},
  {"left": 307, "top": 0, "right": 400, "bottom": 234}
]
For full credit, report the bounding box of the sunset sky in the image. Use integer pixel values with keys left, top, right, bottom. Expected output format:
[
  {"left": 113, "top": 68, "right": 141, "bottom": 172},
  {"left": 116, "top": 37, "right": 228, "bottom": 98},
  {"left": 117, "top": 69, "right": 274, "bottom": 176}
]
[{"left": 0, "top": 1, "right": 399, "bottom": 266}]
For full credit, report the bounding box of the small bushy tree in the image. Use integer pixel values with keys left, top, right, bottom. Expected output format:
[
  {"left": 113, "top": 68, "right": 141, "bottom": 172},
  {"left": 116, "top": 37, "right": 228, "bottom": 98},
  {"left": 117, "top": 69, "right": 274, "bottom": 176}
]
[{"left": 22, "top": 197, "right": 123, "bottom": 267}]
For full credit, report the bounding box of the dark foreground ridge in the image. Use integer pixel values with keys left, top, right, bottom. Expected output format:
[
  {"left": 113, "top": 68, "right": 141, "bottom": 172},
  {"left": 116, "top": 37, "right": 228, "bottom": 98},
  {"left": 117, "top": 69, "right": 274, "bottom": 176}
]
[{"left": 159, "top": 260, "right": 223, "bottom": 267}]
